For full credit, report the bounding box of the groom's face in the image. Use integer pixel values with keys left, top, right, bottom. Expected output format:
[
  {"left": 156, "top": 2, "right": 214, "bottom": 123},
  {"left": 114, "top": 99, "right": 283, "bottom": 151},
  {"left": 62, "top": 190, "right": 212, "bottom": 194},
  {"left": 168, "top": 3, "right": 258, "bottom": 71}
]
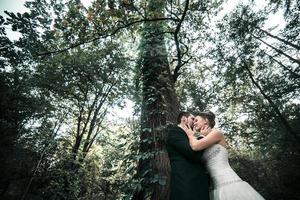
[{"left": 187, "top": 114, "right": 195, "bottom": 128}]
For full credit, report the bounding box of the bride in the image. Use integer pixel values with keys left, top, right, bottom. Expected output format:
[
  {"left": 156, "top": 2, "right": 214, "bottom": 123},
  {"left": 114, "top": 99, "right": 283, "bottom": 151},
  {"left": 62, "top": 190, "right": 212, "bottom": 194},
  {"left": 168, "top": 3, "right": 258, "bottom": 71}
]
[{"left": 182, "top": 111, "right": 265, "bottom": 200}]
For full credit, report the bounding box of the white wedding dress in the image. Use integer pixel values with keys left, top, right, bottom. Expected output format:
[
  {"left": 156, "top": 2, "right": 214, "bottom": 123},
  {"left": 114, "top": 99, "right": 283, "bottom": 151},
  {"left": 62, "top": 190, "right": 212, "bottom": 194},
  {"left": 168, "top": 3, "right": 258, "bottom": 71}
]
[{"left": 202, "top": 144, "right": 265, "bottom": 200}]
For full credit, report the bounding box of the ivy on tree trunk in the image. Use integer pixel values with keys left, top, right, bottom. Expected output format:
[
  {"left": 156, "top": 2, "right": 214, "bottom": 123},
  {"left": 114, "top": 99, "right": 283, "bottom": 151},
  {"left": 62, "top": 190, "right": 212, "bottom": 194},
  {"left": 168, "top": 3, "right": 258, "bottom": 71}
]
[{"left": 133, "top": 0, "right": 179, "bottom": 199}]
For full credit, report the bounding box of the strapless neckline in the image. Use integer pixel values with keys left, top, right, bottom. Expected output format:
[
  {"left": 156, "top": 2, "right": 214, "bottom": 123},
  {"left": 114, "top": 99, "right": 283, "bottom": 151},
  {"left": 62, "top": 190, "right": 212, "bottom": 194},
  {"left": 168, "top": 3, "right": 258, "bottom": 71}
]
[{"left": 213, "top": 143, "right": 227, "bottom": 150}]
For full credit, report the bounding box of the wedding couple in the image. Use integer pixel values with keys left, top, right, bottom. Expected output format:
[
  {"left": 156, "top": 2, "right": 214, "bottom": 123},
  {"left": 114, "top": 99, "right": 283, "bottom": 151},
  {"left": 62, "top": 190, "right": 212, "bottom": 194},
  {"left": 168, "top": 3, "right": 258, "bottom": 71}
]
[{"left": 166, "top": 111, "right": 265, "bottom": 200}]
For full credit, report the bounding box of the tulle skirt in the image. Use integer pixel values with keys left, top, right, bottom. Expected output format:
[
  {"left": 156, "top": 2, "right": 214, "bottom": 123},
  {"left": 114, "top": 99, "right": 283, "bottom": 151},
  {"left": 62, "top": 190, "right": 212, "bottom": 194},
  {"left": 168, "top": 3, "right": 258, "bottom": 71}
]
[{"left": 210, "top": 180, "right": 265, "bottom": 200}]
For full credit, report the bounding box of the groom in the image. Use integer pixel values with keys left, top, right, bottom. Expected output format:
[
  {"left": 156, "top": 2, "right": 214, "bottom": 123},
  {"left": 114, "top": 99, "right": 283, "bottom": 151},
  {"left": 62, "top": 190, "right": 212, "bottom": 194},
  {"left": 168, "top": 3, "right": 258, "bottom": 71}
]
[{"left": 167, "top": 111, "right": 209, "bottom": 200}]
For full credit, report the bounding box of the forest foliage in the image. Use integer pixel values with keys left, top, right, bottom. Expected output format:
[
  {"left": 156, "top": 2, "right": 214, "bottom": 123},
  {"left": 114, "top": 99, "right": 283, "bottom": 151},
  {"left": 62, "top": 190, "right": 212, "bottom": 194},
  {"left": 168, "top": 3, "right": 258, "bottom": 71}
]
[{"left": 0, "top": 0, "right": 299, "bottom": 199}]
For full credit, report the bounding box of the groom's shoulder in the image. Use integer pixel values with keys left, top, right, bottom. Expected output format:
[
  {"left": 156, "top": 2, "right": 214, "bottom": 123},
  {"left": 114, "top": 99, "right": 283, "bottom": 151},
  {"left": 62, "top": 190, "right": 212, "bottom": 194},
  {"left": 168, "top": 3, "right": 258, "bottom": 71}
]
[
  {"left": 166, "top": 125, "right": 181, "bottom": 142},
  {"left": 167, "top": 124, "right": 180, "bottom": 132},
  {"left": 167, "top": 124, "right": 183, "bottom": 137}
]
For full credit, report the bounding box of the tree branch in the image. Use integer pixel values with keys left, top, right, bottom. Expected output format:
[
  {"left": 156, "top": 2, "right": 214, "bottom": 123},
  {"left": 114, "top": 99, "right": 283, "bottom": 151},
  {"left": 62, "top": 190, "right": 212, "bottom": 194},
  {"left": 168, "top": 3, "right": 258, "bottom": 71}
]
[
  {"left": 252, "top": 34, "right": 300, "bottom": 66},
  {"left": 263, "top": 51, "right": 300, "bottom": 78},
  {"left": 256, "top": 27, "right": 300, "bottom": 51},
  {"left": 243, "top": 62, "right": 300, "bottom": 144},
  {"left": 173, "top": 0, "right": 190, "bottom": 82},
  {"left": 37, "top": 17, "right": 179, "bottom": 57}
]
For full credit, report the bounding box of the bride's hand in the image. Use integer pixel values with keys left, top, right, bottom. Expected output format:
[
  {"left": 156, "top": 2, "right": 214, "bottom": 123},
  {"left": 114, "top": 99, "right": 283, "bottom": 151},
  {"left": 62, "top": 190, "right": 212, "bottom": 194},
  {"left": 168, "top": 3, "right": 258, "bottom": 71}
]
[{"left": 182, "top": 124, "right": 194, "bottom": 137}]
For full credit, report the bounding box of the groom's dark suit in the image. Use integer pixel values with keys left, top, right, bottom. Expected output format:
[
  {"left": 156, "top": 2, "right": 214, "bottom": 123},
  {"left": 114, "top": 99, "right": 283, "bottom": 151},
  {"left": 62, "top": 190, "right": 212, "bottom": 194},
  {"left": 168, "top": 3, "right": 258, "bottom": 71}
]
[{"left": 167, "top": 125, "right": 209, "bottom": 200}]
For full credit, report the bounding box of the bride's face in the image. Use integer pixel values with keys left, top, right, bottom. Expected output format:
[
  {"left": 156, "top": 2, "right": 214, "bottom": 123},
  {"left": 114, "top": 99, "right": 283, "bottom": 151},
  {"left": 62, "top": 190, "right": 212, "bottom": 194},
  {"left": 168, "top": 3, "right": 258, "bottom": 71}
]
[{"left": 194, "top": 116, "right": 208, "bottom": 131}]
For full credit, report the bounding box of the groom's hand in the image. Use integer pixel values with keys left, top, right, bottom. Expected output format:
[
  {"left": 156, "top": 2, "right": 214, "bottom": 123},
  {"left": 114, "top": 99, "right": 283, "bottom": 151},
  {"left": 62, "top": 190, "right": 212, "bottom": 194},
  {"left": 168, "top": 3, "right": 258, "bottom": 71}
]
[
  {"left": 200, "top": 125, "right": 212, "bottom": 135},
  {"left": 183, "top": 124, "right": 194, "bottom": 136}
]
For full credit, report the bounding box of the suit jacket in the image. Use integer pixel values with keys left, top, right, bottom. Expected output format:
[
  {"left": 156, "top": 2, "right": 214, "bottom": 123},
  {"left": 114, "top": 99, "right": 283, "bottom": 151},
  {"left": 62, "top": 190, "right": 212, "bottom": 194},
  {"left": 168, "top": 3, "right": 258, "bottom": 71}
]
[{"left": 167, "top": 125, "right": 209, "bottom": 200}]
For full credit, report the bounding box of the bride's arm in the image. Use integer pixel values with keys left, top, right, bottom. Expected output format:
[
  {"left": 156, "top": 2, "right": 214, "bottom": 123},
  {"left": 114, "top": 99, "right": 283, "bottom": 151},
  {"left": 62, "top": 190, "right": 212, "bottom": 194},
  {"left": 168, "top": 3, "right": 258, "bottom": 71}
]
[{"left": 183, "top": 126, "right": 223, "bottom": 151}]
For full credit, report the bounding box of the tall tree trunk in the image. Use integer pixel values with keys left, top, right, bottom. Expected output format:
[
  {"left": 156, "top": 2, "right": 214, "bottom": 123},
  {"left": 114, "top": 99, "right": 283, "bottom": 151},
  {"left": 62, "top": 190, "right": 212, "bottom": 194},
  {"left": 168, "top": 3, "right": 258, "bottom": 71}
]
[
  {"left": 133, "top": 1, "right": 179, "bottom": 199},
  {"left": 256, "top": 27, "right": 300, "bottom": 51},
  {"left": 252, "top": 34, "right": 300, "bottom": 66}
]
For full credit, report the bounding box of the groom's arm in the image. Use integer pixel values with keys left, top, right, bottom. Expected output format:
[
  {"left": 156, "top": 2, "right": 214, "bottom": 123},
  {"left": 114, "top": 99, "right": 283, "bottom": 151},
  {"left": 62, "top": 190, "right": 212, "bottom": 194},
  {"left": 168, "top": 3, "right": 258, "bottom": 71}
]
[{"left": 167, "top": 127, "right": 204, "bottom": 163}]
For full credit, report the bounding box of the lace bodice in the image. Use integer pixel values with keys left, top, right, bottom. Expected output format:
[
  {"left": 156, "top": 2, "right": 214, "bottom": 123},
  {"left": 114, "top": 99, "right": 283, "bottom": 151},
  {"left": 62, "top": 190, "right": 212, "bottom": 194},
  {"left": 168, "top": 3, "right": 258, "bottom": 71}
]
[{"left": 203, "top": 144, "right": 242, "bottom": 188}]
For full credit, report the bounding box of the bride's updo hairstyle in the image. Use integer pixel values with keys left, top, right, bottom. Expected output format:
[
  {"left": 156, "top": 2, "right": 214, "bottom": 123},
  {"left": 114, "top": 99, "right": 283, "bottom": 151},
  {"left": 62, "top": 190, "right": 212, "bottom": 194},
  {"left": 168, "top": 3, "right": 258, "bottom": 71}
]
[{"left": 198, "top": 111, "right": 216, "bottom": 128}]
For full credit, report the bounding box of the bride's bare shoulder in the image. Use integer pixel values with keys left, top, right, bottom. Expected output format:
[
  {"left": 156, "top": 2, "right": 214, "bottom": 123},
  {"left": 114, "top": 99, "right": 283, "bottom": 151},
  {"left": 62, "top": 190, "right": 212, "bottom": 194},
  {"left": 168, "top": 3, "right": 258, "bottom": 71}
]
[
  {"left": 211, "top": 129, "right": 227, "bottom": 146},
  {"left": 211, "top": 128, "right": 223, "bottom": 135}
]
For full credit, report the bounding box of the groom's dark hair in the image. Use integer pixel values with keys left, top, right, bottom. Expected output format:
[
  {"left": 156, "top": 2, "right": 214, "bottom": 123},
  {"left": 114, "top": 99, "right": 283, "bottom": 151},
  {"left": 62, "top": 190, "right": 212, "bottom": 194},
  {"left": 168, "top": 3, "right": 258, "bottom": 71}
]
[{"left": 177, "top": 111, "right": 191, "bottom": 124}]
